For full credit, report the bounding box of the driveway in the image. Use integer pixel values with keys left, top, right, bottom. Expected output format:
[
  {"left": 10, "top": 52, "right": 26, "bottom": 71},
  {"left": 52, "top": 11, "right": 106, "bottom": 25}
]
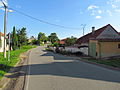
[{"left": 25, "top": 46, "right": 120, "bottom": 90}]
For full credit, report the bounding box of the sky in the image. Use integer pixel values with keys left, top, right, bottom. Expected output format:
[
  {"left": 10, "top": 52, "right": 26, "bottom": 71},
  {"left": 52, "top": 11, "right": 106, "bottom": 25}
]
[{"left": 0, "top": 0, "right": 120, "bottom": 39}]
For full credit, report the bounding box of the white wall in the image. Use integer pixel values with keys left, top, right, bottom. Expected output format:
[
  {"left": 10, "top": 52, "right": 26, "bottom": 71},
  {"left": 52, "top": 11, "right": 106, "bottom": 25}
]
[
  {"left": 64, "top": 47, "right": 88, "bottom": 55},
  {"left": 49, "top": 46, "right": 88, "bottom": 55},
  {"left": 0, "top": 36, "right": 4, "bottom": 52},
  {"left": 0, "top": 36, "right": 9, "bottom": 52}
]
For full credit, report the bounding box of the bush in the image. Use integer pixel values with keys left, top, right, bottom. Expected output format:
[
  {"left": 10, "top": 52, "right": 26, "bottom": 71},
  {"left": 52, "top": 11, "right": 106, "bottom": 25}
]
[{"left": 72, "top": 51, "right": 83, "bottom": 56}]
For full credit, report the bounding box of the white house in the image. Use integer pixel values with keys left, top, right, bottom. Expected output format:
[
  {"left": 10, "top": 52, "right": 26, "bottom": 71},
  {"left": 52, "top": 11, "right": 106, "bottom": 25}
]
[{"left": 0, "top": 32, "right": 5, "bottom": 52}]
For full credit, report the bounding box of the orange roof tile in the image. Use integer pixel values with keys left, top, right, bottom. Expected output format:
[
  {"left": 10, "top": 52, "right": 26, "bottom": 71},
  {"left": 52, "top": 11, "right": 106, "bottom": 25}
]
[{"left": 0, "top": 32, "right": 4, "bottom": 36}]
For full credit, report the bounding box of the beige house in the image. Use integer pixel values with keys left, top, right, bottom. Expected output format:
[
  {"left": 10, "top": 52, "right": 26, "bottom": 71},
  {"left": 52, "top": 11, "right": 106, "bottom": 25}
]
[
  {"left": 28, "top": 36, "right": 36, "bottom": 43},
  {"left": 76, "top": 24, "right": 120, "bottom": 58}
]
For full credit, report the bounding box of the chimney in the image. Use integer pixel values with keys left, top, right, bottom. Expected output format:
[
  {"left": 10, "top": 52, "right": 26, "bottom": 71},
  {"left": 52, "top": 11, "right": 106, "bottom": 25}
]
[{"left": 92, "top": 27, "right": 95, "bottom": 35}]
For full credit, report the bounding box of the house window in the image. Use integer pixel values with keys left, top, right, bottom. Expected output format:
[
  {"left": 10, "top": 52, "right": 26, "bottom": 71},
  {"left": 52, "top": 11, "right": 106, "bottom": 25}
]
[{"left": 118, "top": 44, "right": 120, "bottom": 49}]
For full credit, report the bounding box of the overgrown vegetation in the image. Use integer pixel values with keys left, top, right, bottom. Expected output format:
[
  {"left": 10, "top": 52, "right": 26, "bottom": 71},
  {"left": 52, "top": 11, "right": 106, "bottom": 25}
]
[
  {"left": 48, "top": 33, "right": 59, "bottom": 44},
  {"left": 0, "top": 45, "right": 36, "bottom": 80},
  {"left": 11, "top": 26, "right": 28, "bottom": 50},
  {"left": 65, "top": 36, "right": 77, "bottom": 46},
  {"left": 38, "top": 32, "right": 47, "bottom": 45}
]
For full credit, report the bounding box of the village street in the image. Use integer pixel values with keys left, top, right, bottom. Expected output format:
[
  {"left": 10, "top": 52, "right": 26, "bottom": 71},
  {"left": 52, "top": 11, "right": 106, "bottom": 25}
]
[{"left": 25, "top": 46, "right": 120, "bottom": 90}]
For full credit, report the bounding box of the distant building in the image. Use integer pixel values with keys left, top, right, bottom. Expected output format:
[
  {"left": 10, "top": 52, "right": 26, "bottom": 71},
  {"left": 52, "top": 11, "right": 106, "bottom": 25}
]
[
  {"left": 56, "top": 39, "right": 66, "bottom": 45},
  {"left": 76, "top": 24, "right": 120, "bottom": 58},
  {"left": 28, "top": 36, "right": 36, "bottom": 43}
]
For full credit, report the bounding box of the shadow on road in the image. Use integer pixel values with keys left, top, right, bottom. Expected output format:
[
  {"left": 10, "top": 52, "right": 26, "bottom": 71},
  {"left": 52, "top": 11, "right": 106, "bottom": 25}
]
[{"left": 5, "top": 50, "right": 120, "bottom": 84}]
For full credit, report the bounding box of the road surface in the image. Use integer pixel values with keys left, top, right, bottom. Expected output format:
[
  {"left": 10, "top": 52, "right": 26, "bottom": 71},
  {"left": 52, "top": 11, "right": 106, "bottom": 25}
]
[{"left": 25, "top": 46, "right": 120, "bottom": 90}]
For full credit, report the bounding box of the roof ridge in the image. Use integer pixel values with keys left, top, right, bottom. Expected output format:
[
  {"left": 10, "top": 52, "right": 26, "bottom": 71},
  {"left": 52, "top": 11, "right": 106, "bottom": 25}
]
[
  {"left": 78, "top": 24, "right": 109, "bottom": 39},
  {"left": 75, "top": 24, "right": 114, "bottom": 44}
]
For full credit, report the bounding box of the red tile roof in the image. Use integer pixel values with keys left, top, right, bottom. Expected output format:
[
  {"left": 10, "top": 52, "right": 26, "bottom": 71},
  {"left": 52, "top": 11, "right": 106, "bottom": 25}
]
[
  {"left": 76, "top": 24, "right": 119, "bottom": 44},
  {"left": 0, "top": 32, "right": 4, "bottom": 36},
  {"left": 56, "top": 39, "right": 66, "bottom": 44},
  {"left": 56, "top": 41, "right": 65, "bottom": 44}
]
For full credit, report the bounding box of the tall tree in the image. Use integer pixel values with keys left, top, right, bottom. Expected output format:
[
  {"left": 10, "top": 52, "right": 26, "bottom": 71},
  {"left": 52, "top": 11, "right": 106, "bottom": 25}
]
[
  {"left": 12, "top": 26, "right": 18, "bottom": 50},
  {"left": 38, "top": 32, "right": 47, "bottom": 45},
  {"left": 48, "top": 33, "right": 59, "bottom": 44},
  {"left": 17, "top": 27, "right": 27, "bottom": 48},
  {"left": 65, "top": 36, "right": 77, "bottom": 46}
]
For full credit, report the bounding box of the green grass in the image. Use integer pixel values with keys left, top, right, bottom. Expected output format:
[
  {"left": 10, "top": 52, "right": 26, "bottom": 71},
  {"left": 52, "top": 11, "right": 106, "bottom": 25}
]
[
  {"left": 82, "top": 58, "right": 120, "bottom": 68},
  {"left": 0, "top": 45, "right": 36, "bottom": 80}
]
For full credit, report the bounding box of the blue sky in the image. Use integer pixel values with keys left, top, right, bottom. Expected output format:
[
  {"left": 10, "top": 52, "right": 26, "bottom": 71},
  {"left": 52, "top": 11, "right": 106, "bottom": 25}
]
[{"left": 0, "top": 0, "right": 120, "bottom": 39}]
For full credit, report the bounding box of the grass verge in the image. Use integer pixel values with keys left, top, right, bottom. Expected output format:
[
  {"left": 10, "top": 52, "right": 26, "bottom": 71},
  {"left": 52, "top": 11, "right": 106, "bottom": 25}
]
[
  {"left": 0, "top": 45, "right": 36, "bottom": 80},
  {"left": 82, "top": 58, "right": 120, "bottom": 69}
]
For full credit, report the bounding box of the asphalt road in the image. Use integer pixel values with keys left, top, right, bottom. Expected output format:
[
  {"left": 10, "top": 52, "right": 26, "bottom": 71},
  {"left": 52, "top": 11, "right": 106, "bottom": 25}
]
[{"left": 25, "top": 46, "right": 120, "bottom": 90}]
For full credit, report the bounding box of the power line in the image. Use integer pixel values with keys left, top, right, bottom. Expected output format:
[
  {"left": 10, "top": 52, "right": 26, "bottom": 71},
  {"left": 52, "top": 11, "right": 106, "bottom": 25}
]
[{"left": 8, "top": 7, "right": 81, "bottom": 30}]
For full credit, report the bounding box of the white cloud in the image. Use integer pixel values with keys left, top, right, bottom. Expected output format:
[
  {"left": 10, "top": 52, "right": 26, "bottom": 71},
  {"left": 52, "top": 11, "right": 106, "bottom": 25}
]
[
  {"left": 0, "top": 2, "right": 3, "bottom": 7},
  {"left": 115, "top": 9, "right": 120, "bottom": 12},
  {"left": 98, "top": 10, "right": 102, "bottom": 14},
  {"left": 0, "top": 0, "right": 8, "bottom": 7},
  {"left": 88, "top": 5, "right": 99, "bottom": 10},
  {"left": 95, "top": 16, "right": 102, "bottom": 19},
  {"left": 107, "top": 0, "right": 120, "bottom": 9},
  {"left": 106, "top": 10, "right": 112, "bottom": 16},
  {"left": 114, "top": 0, "right": 120, "bottom": 2},
  {"left": 112, "top": 4, "right": 117, "bottom": 8}
]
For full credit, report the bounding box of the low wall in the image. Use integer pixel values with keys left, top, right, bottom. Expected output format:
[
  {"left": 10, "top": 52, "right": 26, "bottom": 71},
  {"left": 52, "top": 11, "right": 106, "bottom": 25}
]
[{"left": 49, "top": 46, "right": 88, "bottom": 55}]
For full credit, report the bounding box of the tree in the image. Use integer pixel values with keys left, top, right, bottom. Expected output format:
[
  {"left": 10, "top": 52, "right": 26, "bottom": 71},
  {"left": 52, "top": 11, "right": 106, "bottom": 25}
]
[
  {"left": 65, "top": 36, "right": 77, "bottom": 46},
  {"left": 31, "top": 39, "right": 38, "bottom": 45},
  {"left": 17, "top": 27, "right": 27, "bottom": 48},
  {"left": 38, "top": 32, "right": 47, "bottom": 45},
  {"left": 11, "top": 26, "right": 18, "bottom": 50},
  {"left": 48, "top": 33, "right": 59, "bottom": 44}
]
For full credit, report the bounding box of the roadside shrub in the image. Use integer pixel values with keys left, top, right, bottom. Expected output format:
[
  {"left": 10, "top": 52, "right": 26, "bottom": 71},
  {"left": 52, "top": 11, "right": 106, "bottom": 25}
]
[{"left": 72, "top": 51, "right": 83, "bottom": 56}]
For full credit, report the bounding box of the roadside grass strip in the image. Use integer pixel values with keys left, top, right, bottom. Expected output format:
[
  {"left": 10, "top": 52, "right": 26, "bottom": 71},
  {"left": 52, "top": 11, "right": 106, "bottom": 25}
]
[{"left": 0, "top": 45, "right": 36, "bottom": 80}]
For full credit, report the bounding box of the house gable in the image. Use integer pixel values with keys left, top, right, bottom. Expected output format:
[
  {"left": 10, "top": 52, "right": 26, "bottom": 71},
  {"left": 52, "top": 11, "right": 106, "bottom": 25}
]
[
  {"left": 75, "top": 24, "right": 108, "bottom": 44},
  {"left": 96, "top": 25, "right": 120, "bottom": 39}
]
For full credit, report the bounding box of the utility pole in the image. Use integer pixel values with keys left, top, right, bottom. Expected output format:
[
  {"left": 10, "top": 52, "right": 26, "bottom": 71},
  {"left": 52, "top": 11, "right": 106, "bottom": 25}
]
[
  {"left": 81, "top": 24, "right": 86, "bottom": 36},
  {"left": 1, "top": 0, "right": 8, "bottom": 58},
  {"left": 8, "top": 33, "right": 10, "bottom": 61}
]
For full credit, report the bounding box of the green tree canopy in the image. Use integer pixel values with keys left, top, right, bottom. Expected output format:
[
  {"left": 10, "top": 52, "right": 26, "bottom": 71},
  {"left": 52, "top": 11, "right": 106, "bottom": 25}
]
[
  {"left": 11, "top": 26, "right": 18, "bottom": 50},
  {"left": 38, "top": 32, "right": 47, "bottom": 45},
  {"left": 65, "top": 36, "right": 77, "bottom": 46},
  {"left": 48, "top": 33, "right": 59, "bottom": 44},
  {"left": 17, "top": 27, "right": 27, "bottom": 48}
]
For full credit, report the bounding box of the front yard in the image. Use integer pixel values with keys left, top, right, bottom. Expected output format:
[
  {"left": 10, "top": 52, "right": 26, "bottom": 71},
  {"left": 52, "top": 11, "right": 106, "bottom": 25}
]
[{"left": 0, "top": 45, "right": 36, "bottom": 80}]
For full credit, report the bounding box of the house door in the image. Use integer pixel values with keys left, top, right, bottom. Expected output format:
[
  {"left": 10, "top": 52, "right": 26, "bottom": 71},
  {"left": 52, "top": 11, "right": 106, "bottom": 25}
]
[{"left": 89, "top": 42, "right": 96, "bottom": 57}]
